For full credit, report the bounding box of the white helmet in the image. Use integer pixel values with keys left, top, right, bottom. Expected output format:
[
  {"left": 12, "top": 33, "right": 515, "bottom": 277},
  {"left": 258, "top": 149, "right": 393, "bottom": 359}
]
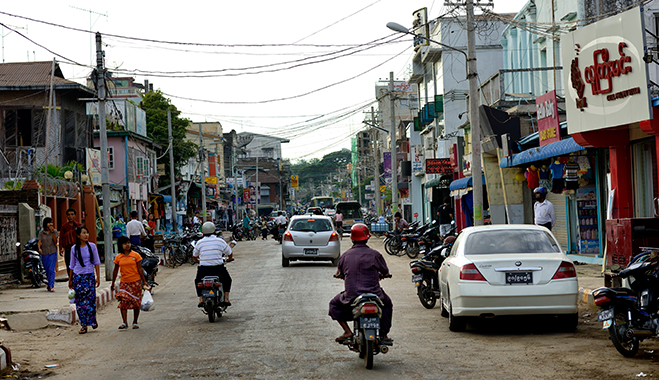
[{"left": 202, "top": 221, "right": 216, "bottom": 235}]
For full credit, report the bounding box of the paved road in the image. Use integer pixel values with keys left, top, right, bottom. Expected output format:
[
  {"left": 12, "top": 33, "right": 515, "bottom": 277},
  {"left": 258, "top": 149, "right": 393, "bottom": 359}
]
[{"left": 3, "top": 237, "right": 658, "bottom": 379}]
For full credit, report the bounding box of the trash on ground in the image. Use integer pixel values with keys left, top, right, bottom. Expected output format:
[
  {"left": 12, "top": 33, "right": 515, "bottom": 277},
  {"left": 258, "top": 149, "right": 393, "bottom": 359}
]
[
  {"left": 44, "top": 364, "right": 59, "bottom": 368},
  {"left": 636, "top": 372, "right": 647, "bottom": 377}
]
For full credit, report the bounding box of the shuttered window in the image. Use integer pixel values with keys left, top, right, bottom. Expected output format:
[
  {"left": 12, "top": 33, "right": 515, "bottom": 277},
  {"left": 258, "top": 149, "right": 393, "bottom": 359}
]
[{"left": 546, "top": 192, "right": 568, "bottom": 251}]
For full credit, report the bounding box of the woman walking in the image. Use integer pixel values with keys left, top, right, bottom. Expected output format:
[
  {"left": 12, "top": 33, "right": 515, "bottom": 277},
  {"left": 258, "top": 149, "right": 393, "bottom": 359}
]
[
  {"left": 38, "top": 217, "right": 58, "bottom": 292},
  {"left": 111, "top": 236, "right": 147, "bottom": 330},
  {"left": 68, "top": 226, "right": 101, "bottom": 334}
]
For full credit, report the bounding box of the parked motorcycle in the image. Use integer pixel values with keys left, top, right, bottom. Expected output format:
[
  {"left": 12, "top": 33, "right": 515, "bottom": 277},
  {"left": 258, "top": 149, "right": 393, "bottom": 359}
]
[
  {"left": 594, "top": 248, "right": 659, "bottom": 357},
  {"left": 197, "top": 258, "right": 234, "bottom": 323},
  {"left": 334, "top": 273, "right": 393, "bottom": 370},
  {"left": 132, "top": 245, "right": 159, "bottom": 288},
  {"left": 409, "top": 236, "right": 456, "bottom": 309},
  {"left": 230, "top": 224, "right": 244, "bottom": 241},
  {"left": 19, "top": 239, "right": 46, "bottom": 288}
]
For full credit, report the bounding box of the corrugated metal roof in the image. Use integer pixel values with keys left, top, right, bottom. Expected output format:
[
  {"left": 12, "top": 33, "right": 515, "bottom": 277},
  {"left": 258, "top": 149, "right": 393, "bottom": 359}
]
[{"left": 0, "top": 61, "right": 92, "bottom": 93}]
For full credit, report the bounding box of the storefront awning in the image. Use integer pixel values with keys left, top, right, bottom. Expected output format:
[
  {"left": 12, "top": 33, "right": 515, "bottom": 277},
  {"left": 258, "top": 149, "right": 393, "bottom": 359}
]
[
  {"left": 499, "top": 137, "right": 585, "bottom": 168},
  {"left": 424, "top": 174, "right": 452, "bottom": 189},
  {"left": 449, "top": 174, "right": 485, "bottom": 191}
]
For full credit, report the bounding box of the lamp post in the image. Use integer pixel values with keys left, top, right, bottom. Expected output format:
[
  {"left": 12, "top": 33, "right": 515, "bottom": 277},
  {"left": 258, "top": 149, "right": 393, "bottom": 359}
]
[{"left": 387, "top": 20, "right": 483, "bottom": 226}]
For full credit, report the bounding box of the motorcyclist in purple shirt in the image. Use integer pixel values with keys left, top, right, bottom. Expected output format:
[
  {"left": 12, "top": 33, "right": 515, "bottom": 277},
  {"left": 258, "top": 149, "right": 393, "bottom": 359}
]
[{"left": 329, "top": 223, "right": 393, "bottom": 345}]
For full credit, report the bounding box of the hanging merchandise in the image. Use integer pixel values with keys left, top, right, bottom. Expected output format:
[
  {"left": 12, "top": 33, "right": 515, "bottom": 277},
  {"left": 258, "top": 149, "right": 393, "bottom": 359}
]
[
  {"left": 575, "top": 186, "right": 599, "bottom": 255},
  {"left": 548, "top": 159, "right": 565, "bottom": 194},
  {"left": 539, "top": 165, "right": 551, "bottom": 191},
  {"left": 564, "top": 157, "right": 580, "bottom": 191},
  {"left": 525, "top": 165, "right": 539, "bottom": 189}
]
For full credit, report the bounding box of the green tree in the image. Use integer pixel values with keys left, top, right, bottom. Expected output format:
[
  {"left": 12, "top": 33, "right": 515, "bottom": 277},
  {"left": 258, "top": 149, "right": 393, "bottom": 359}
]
[{"left": 141, "top": 90, "right": 198, "bottom": 188}]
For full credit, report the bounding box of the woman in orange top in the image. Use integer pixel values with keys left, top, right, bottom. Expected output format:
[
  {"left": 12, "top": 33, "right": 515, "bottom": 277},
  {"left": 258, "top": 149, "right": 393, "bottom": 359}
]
[{"left": 111, "top": 236, "right": 147, "bottom": 329}]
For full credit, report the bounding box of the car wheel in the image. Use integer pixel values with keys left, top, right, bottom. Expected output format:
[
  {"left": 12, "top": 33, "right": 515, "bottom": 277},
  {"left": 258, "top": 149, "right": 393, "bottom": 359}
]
[
  {"left": 448, "top": 291, "right": 466, "bottom": 332},
  {"left": 331, "top": 257, "right": 338, "bottom": 267},
  {"left": 282, "top": 255, "right": 290, "bottom": 267}
]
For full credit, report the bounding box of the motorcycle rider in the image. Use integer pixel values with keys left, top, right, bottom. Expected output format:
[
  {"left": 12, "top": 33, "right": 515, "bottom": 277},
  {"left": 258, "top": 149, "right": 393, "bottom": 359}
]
[
  {"left": 329, "top": 223, "right": 393, "bottom": 345},
  {"left": 274, "top": 211, "right": 287, "bottom": 239},
  {"left": 193, "top": 222, "right": 233, "bottom": 307}
]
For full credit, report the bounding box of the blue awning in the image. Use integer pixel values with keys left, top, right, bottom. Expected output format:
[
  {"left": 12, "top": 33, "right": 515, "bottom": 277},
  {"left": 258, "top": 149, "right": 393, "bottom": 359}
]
[
  {"left": 449, "top": 174, "right": 485, "bottom": 191},
  {"left": 500, "top": 137, "right": 585, "bottom": 168}
]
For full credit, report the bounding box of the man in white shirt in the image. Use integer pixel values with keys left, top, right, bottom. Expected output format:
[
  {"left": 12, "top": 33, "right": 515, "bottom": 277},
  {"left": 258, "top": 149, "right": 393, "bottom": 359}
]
[
  {"left": 274, "top": 211, "right": 287, "bottom": 239},
  {"left": 192, "top": 212, "right": 202, "bottom": 226},
  {"left": 533, "top": 187, "right": 555, "bottom": 230},
  {"left": 193, "top": 222, "right": 233, "bottom": 307},
  {"left": 126, "top": 211, "right": 147, "bottom": 247}
]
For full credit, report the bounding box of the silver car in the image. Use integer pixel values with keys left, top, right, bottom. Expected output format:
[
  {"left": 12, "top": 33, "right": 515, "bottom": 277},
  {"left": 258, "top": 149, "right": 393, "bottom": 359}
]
[{"left": 281, "top": 215, "right": 340, "bottom": 267}]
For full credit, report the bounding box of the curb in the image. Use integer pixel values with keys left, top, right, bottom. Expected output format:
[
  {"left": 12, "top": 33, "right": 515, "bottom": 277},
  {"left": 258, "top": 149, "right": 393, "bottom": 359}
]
[
  {"left": 45, "top": 286, "right": 116, "bottom": 325},
  {"left": 579, "top": 287, "right": 595, "bottom": 307},
  {"left": 0, "top": 344, "right": 10, "bottom": 373}
]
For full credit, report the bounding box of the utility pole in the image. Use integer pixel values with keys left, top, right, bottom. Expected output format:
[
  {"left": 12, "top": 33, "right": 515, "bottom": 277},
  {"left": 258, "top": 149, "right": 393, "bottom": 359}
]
[
  {"left": 167, "top": 110, "right": 177, "bottom": 232},
  {"left": 389, "top": 71, "right": 398, "bottom": 214},
  {"left": 371, "top": 107, "right": 382, "bottom": 215},
  {"left": 466, "top": 0, "right": 484, "bottom": 226},
  {"left": 199, "top": 123, "right": 207, "bottom": 221},
  {"left": 256, "top": 156, "right": 259, "bottom": 208},
  {"left": 96, "top": 33, "right": 113, "bottom": 280}
]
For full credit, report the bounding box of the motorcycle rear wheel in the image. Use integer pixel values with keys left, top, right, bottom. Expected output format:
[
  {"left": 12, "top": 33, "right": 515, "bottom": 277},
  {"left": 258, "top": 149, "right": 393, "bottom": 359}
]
[
  {"left": 609, "top": 309, "right": 640, "bottom": 357},
  {"left": 406, "top": 242, "right": 420, "bottom": 259},
  {"left": 30, "top": 270, "right": 42, "bottom": 288},
  {"left": 363, "top": 339, "right": 374, "bottom": 370},
  {"left": 207, "top": 303, "right": 216, "bottom": 323},
  {"left": 163, "top": 247, "right": 175, "bottom": 267},
  {"left": 417, "top": 279, "right": 436, "bottom": 309}
]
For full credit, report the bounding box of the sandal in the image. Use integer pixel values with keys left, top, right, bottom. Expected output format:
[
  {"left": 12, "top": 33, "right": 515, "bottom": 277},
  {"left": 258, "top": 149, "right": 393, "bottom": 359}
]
[
  {"left": 335, "top": 333, "right": 353, "bottom": 343},
  {"left": 118, "top": 323, "right": 128, "bottom": 330},
  {"left": 132, "top": 323, "right": 139, "bottom": 329},
  {"left": 91, "top": 323, "right": 98, "bottom": 330},
  {"left": 79, "top": 327, "right": 87, "bottom": 334}
]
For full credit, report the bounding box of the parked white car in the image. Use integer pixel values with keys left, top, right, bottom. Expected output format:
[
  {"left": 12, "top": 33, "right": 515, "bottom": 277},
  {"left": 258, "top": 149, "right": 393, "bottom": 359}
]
[
  {"left": 438, "top": 225, "right": 579, "bottom": 332},
  {"left": 281, "top": 215, "right": 340, "bottom": 267}
]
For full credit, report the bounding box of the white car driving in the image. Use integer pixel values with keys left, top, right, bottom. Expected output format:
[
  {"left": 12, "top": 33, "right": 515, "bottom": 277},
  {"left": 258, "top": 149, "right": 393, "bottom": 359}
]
[
  {"left": 281, "top": 215, "right": 340, "bottom": 267},
  {"left": 438, "top": 225, "right": 579, "bottom": 332}
]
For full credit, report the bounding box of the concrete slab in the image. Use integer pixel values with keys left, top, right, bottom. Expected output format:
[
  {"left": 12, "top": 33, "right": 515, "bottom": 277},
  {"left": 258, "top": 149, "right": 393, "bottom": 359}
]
[{"left": 3, "top": 312, "right": 48, "bottom": 331}]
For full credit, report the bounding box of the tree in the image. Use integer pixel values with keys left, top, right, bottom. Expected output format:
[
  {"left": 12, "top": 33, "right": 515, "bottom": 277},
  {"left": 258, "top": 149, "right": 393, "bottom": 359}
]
[{"left": 141, "top": 90, "right": 198, "bottom": 188}]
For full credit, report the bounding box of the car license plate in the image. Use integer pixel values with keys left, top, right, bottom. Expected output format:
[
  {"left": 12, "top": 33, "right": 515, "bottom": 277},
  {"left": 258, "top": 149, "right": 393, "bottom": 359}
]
[
  {"left": 201, "top": 290, "right": 214, "bottom": 297},
  {"left": 505, "top": 272, "right": 532, "bottom": 284},
  {"left": 304, "top": 248, "right": 318, "bottom": 255},
  {"left": 597, "top": 309, "right": 614, "bottom": 324},
  {"left": 412, "top": 274, "right": 423, "bottom": 284},
  {"left": 360, "top": 317, "right": 380, "bottom": 329}
]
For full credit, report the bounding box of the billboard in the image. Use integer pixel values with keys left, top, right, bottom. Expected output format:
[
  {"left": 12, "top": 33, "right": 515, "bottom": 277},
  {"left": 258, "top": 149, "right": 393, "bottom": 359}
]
[
  {"left": 536, "top": 90, "right": 561, "bottom": 146},
  {"left": 86, "top": 148, "right": 102, "bottom": 186}
]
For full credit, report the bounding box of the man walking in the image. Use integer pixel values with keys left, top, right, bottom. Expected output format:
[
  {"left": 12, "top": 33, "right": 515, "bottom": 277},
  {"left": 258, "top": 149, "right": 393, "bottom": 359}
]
[
  {"left": 60, "top": 208, "right": 82, "bottom": 277},
  {"left": 436, "top": 197, "right": 454, "bottom": 237},
  {"left": 533, "top": 187, "right": 555, "bottom": 230},
  {"left": 126, "top": 211, "right": 147, "bottom": 247}
]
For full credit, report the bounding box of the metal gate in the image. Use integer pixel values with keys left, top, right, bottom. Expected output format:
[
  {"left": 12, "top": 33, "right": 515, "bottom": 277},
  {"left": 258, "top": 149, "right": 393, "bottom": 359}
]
[
  {"left": 0, "top": 215, "right": 19, "bottom": 281},
  {"left": 546, "top": 192, "right": 568, "bottom": 252}
]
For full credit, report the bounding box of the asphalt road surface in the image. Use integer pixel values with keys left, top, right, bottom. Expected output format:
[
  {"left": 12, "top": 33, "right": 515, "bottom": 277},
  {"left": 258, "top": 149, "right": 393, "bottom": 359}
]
[{"left": 2, "top": 237, "right": 658, "bottom": 379}]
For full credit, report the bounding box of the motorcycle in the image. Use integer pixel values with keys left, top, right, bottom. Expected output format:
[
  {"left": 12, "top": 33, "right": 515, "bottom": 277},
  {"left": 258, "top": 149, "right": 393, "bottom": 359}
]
[
  {"left": 334, "top": 273, "right": 393, "bottom": 370},
  {"left": 197, "top": 258, "right": 234, "bottom": 323},
  {"left": 132, "top": 245, "right": 159, "bottom": 288},
  {"left": 19, "top": 239, "right": 46, "bottom": 288},
  {"left": 594, "top": 248, "right": 659, "bottom": 357},
  {"left": 230, "top": 224, "right": 244, "bottom": 241},
  {"left": 409, "top": 236, "right": 456, "bottom": 309}
]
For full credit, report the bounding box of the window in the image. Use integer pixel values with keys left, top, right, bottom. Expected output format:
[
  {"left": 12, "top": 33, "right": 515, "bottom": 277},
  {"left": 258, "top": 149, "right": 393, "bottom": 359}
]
[
  {"left": 143, "top": 157, "right": 150, "bottom": 177},
  {"left": 3, "top": 109, "right": 33, "bottom": 147},
  {"left": 136, "top": 156, "right": 144, "bottom": 178},
  {"left": 107, "top": 146, "right": 115, "bottom": 170},
  {"left": 464, "top": 230, "right": 561, "bottom": 255},
  {"left": 290, "top": 219, "right": 333, "bottom": 233}
]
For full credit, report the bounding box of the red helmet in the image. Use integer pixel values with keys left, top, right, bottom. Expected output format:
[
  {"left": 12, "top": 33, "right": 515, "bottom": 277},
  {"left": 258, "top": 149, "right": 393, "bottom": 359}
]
[{"left": 350, "top": 223, "right": 371, "bottom": 241}]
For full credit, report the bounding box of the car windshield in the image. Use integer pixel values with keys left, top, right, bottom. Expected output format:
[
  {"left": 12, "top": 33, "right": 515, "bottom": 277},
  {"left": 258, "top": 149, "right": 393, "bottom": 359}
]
[
  {"left": 464, "top": 230, "right": 561, "bottom": 254},
  {"left": 338, "top": 207, "right": 362, "bottom": 219},
  {"left": 290, "top": 219, "right": 333, "bottom": 233}
]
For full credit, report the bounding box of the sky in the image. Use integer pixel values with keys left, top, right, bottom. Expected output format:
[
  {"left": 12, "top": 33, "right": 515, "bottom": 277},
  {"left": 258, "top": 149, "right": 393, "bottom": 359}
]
[{"left": 0, "top": 0, "right": 528, "bottom": 161}]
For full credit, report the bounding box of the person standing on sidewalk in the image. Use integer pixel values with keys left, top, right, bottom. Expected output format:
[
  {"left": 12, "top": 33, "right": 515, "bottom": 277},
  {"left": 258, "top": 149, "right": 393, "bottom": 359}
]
[
  {"left": 126, "top": 211, "right": 147, "bottom": 247},
  {"left": 533, "top": 187, "right": 555, "bottom": 231},
  {"left": 436, "top": 198, "right": 454, "bottom": 238},
  {"left": 68, "top": 226, "right": 101, "bottom": 334},
  {"left": 111, "top": 236, "right": 147, "bottom": 330},
  {"left": 60, "top": 208, "right": 82, "bottom": 278},
  {"left": 38, "top": 217, "right": 58, "bottom": 292}
]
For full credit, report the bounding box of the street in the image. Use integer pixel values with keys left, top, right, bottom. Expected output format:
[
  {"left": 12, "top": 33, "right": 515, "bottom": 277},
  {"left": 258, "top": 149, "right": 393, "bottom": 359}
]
[{"left": 2, "top": 237, "right": 658, "bottom": 379}]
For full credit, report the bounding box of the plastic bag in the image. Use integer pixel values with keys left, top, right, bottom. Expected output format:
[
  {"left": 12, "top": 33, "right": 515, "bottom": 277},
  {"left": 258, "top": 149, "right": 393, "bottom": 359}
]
[
  {"left": 141, "top": 290, "right": 155, "bottom": 311},
  {"left": 68, "top": 289, "right": 76, "bottom": 304}
]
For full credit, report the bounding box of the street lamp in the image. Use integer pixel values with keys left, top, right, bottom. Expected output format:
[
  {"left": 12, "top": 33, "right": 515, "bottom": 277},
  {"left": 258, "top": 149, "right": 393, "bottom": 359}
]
[{"left": 386, "top": 20, "right": 483, "bottom": 226}]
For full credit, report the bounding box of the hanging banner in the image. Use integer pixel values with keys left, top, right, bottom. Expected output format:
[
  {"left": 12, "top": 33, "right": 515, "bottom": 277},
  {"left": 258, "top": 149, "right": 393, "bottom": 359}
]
[
  {"left": 536, "top": 90, "right": 561, "bottom": 146},
  {"left": 383, "top": 152, "right": 392, "bottom": 184},
  {"left": 86, "top": 148, "right": 102, "bottom": 186}
]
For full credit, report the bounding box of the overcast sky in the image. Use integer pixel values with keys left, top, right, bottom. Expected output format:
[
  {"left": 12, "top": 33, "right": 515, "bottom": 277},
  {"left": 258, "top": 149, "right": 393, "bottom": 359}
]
[{"left": 0, "top": 0, "right": 527, "bottom": 161}]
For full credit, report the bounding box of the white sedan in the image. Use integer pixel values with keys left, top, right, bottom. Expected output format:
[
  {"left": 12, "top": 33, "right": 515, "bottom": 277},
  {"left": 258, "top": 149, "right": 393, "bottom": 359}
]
[
  {"left": 281, "top": 215, "right": 340, "bottom": 267},
  {"left": 438, "top": 225, "right": 578, "bottom": 332}
]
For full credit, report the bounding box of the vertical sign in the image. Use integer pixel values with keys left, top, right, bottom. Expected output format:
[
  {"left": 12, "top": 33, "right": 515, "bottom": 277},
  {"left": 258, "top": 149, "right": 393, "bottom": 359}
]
[
  {"left": 86, "top": 148, "right": 102, "bottom": 185},
  {"left": 536, "top": 90, "right": 560, "bottom": 146},
  {"left": 383, "top": 152, "right": 392, "bottom": 184},
  {"left": 291, "top": 175, "right": 299, "bottom": 189}
]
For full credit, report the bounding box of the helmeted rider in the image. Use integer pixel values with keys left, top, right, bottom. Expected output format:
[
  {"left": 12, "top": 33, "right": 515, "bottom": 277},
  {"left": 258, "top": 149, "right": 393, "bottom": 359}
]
[
  {"left": 193, "top": 222, "right": 233, "bottom": 307},
  {"left": 329, "top": 223, "right": 393, "bottom": 345},
  {"left": 533, "top": 187, "right": 555, "bottom": 231}
]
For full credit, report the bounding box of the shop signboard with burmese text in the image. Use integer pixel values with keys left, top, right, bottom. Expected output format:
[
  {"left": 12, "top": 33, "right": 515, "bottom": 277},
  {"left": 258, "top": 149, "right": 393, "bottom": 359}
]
[
  {"left": 536, "top": 90, "right": 560, "bottom": 146},
  {"left": 425, "top": 158, "right": 452, "bottom": 174},
  {"left": 562, "top": 6, "right": 651, "bottom": 134}
]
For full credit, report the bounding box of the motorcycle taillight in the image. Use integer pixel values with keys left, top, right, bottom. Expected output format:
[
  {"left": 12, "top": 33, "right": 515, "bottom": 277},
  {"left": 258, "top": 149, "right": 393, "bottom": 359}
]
[
  {"left": 360, "top": 303, "right": 379, "bottom": 314},
  {"left": 203, "top": 280, "right": 214, "bottom": 288}
]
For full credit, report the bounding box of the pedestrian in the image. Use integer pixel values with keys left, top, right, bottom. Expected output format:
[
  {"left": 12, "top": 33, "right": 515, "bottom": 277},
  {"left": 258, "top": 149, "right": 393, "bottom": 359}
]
[
  {"left": 126, "top": 210, "right": 147, "bottom": 247},
  {"left": 68, "top": 226, "right": 101, "bottom": 334},
  {"left": 394, "top": 212, "right": 408, "bottom": 232},
  {"left": 193, "top": 212, "right": 202, "bottom": 226},
  {"left": 111, "top": 236, "right": 147, "bottom": 330},
  {"left": 334, "top": 210, "right": 343, "bottom": 232},
  {"left": 261, "top": 215, "right": 268, "bottom": 240},
  {"left": 533, "top": 187, "right": 555, "bottom": 231},
  {"left": 60, "top": 208, "right": 82, "bottom": 277},
  {"left": 37, "top": 217, "right": 58, "bottom": 292},
  {"left": 143, "top": 213, "right": 156, "bottom": 252},
  {"left": 437, "top": 197, "right": 454, "bottom": 237}
]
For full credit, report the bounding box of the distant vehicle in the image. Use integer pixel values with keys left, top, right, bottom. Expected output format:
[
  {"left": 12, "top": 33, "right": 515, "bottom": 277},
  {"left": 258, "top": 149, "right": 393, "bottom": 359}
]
[
  {"left": 311, "top": 196, "right": 334, "bottom": 209},
  {"left": 438, "top": 225, "right": 578, "bottom": 332},
  {"left": 281, "top": 214, "right": 340, "bottom": 267},
  {"left": 334, "top": 201, "right": 363, "bottom": 230},
  {"left": 306, "top": 207, "right": 323, "bottom": 215},
  {"left": 325, "top": 208, "right": 336, "bottom": 218}
]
